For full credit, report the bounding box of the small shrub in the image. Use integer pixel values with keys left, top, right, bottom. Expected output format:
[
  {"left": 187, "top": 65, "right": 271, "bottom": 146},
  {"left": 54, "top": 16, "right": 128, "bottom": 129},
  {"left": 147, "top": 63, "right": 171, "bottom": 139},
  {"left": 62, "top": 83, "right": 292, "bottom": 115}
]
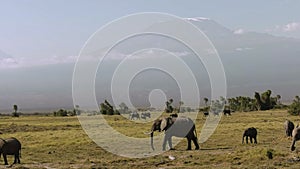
[
  {"left": 53, "top": 109, "right": 68, "bottom": 117},
  {"left": 12, "top": 112, "right": 19, "bottom": 117},
  {"left": 288, "top": 101, "right": 300, "bottom": 115}
]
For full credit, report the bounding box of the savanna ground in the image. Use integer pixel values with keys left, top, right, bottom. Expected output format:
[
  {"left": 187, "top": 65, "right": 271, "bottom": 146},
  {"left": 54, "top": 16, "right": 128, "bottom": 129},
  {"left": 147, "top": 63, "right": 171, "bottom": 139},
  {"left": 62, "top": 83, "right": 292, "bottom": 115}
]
[{"left": 0, "top": 110, "right": 300, "bottom": 169}]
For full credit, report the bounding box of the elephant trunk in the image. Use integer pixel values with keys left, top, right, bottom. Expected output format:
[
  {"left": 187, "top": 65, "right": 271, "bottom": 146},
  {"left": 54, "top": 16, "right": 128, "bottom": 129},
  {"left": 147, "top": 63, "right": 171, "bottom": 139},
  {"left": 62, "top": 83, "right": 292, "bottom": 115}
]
[{"left": 151, "top": 132, "right": 155, "bottom": 150}]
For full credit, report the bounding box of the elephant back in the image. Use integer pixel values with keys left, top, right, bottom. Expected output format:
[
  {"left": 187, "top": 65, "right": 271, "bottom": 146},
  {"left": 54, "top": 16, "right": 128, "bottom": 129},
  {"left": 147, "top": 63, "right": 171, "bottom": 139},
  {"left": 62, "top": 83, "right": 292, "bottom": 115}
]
[
  {"left": 3, "top": 138, "right": 21, "bottom": 155},
  {"left": 244, "top": 127, "right": 257, "bottom": 136},
  {"left": 167, "top": 117, "right": 195, "bottom": 137}
]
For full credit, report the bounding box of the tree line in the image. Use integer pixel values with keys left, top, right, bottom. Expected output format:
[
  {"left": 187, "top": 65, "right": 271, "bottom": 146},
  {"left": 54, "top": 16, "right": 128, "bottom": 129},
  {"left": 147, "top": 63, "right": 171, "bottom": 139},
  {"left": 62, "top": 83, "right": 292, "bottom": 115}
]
[{"left": 8, "top": 89, "right": 300, "bottom": 117}]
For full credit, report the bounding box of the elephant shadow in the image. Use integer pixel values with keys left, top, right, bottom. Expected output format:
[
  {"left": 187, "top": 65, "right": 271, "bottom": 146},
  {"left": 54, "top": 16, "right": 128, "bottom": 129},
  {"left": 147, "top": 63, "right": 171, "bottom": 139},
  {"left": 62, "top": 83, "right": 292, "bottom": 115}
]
[{"left": 199, "top": 147, "right": 232, "bottom": 151}]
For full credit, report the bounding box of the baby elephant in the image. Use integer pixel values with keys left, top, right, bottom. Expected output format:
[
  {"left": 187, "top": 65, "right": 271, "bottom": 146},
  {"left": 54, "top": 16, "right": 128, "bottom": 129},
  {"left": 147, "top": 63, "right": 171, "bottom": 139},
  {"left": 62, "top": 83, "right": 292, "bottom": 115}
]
[
  {"left": 223, "top": 109, "right": 231, "bottom": 116},
  {"left": 0, "top": 137, "right": 21, "bottom": 165},
  {"left": 284, "top": 120, "right": 294, "bottom": 137},
  {"left": 242, "top": 127, "right": 257, "bottom": 144}
]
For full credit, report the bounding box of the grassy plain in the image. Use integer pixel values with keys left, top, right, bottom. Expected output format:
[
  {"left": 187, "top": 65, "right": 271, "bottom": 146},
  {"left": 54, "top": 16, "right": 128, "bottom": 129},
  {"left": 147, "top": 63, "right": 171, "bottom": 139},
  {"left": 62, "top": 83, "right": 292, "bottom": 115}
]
[{"left": 0, "top": 110, "right": 300, "bottom": 169}]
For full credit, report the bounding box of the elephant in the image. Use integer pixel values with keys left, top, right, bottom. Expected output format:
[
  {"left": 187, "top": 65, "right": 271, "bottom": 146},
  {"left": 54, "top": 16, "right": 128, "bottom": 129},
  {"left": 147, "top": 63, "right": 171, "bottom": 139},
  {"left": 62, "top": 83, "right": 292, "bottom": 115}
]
[
  {"left": 284, "top": 120, "right": 294, "bottom": 137},
  {"left": 141, "top": 111, "right": 151, "bottom": 120},
  {"left": 149, "top": 116, "right": 199, "bottom": 151},
  {"left": 242, "top": 127, "right": 257, "bottom": 144},
  {"left": 223, "top": 109, "right": 231, "bottom": 116},
  {"left": 203, "top": 111, "right": 209, "bottom": 117},
  {"left": 0, "top": 137, "right": 21, "bottom": 165},
  {"left": 291, "top": 125, "right": 300, "bottom": 151},
  {"left": 129, "top": 111, "right": 140, "bottom": 120}
]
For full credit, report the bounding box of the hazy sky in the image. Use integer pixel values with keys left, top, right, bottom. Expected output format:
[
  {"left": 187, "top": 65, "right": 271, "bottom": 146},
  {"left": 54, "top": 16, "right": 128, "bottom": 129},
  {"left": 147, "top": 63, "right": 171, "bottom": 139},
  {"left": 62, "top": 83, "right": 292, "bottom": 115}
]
[
  {"left": 1, "top": 0, "right": 300, "bottom": 61},
  {"left": 0, "top": 0, "right": 300, "bottom": 111}
]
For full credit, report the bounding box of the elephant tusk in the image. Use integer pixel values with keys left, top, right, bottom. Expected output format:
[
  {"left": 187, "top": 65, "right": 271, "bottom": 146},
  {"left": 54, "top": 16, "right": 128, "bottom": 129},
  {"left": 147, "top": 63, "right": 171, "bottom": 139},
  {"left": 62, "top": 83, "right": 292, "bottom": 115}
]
[{"left": 144, "top": 131, "right": 153, "bottom": 135}]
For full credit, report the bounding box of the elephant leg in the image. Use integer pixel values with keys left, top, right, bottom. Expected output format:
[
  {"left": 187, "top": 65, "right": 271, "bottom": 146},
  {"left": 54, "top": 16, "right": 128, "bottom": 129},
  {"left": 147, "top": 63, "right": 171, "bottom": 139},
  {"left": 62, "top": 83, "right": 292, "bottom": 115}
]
[
  {"left": 162, "top": 135, "right": 168, "bottom": 151},
  {"left": 250, "top": 137, "right": 253, "bottom": 143},
  {"left": 3, "top": 154, "right": 8, "bottom": 165},
  {"left": 168, "top": 136, "right": 174, "bottom": 150},
  {"left": 291, "top": 139, "right": 296, "bottom": 151},
  {"left": 254, "top": 136, "right": 257, "bottom": 144},
  {"left": 186, "top": 138, "right": 192, "bottom": 150},
  {"left": 17, "top": 153, "right": 21, "bottom": 164},
  {"left": 192, "top": 137, "right": 200, "bottom": 150},
  {"left": 246, "top": 136, "right": 249, "bottom": 144},
  {"left": 14, "top": 154, "right": 17, "bottom": 164}
]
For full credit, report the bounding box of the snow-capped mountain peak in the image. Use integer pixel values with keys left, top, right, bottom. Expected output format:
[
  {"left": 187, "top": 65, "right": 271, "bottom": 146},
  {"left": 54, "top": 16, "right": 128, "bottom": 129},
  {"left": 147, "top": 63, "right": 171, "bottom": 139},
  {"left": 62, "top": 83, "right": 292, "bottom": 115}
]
[{"left": 184, "top": 17, "right": 211, "bottom": 22}]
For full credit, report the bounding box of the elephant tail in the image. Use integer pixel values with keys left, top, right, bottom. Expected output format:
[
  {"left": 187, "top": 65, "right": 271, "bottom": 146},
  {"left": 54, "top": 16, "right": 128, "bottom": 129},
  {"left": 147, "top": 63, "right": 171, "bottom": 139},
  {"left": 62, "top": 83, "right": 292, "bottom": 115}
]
[{"left": 150, "top": 132, "right": 155, "bottom": 150}]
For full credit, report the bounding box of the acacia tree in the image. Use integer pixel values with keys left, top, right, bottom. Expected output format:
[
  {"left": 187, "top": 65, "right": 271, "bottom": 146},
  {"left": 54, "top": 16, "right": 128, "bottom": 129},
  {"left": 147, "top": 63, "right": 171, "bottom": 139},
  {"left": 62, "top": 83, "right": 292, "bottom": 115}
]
[
  {"left": 288, "top": 95, "right": 300, "bottom": 115},
  {"left": 178, "top": 101, "right": 184, "bottom": 113},
  {"left": 204, "top": 98, "right": 209, "bottom": 106},
  {"left": 276, "top": 95, "right": 281, "bottom": 104},
  {"left": 75, "top": 105, "right": 81, "bottom": 115},
  {"left": 119, "top": 102, "right": 129, "bottom": 114},
  {"left": 295, "top": 96, "right": 300, "bottom": 103},
  {"left": 165, "top": 99, "right": 174, "bottom": 113},
  {"left": 12, "top": 104, "right": 19, "bottom": 117}
]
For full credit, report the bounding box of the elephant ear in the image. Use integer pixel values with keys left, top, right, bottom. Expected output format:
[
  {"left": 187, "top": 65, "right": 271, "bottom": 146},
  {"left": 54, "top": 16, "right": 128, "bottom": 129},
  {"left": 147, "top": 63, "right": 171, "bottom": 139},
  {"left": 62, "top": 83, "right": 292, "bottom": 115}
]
[{"left": 160, "top": 118, "right": 168, "bottom": 131}]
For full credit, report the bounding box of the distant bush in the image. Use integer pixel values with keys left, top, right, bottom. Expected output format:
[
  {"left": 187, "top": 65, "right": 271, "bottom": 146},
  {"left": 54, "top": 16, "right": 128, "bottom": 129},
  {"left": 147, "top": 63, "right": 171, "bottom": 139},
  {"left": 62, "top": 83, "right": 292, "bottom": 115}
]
[
  {"left": 53, "top": 109, "right": 67, "bottom": 116},
  {"left": 12, "top": 112, "right": 19, "bottom": 117},
  {"left": 288, "top": 101, "right": 300, "bottom": 116},
  {"left": 113, "top": 109, "right": 120, "bottom": 115},
  {"left": 273, "top": 104, "right": 289, "bottom": 110},
  {"left": 100, "top": 100, "right": 120, "bottom": 115},
  {"left": 186, "top": 107, "right": 192, "bottom": 112},
  {"left": 53, "top": 109, "right": 76, "bottom": 117}
]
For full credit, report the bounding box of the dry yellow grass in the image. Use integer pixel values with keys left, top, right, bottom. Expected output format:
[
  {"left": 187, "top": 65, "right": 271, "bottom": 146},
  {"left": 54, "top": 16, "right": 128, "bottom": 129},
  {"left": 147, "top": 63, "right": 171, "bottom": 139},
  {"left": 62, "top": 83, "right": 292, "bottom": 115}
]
[{"left": 0, "top": 110, "right": 299, "bottom": 168}]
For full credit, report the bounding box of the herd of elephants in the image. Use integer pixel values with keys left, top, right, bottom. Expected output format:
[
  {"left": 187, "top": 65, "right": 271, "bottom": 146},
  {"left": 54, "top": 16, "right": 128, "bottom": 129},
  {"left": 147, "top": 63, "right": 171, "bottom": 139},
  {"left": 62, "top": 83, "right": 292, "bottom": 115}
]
[
  {"left": 0, "top": 110, "right": 300, "bottom": 166},
  {"left": 147, "top": 112, "right": 300, "bottom": 155}
]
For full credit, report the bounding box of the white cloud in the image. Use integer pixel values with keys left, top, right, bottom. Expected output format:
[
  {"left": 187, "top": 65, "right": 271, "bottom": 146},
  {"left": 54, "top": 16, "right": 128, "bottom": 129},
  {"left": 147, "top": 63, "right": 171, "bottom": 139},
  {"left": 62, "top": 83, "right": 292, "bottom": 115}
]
[
  {"left": 235, "top": 47, "right": 253, "bottom": 51},
  {"left": 283, "top": 22, "right": 300, "bottom": 32},
  {"left": 0, "top": 57, "right": 19, "bottom": 68},
  {"left": 233, "top": 28, "right": 245, "bottom": 35},
  {"left": 0, "top": 55, "right": 77, "bottom": 69},
  {"left": 266, "top": 22, "right": 300, "bottom": 33},
  {"left": 0, "top": 50, "right": 191, "bottom": 69}
]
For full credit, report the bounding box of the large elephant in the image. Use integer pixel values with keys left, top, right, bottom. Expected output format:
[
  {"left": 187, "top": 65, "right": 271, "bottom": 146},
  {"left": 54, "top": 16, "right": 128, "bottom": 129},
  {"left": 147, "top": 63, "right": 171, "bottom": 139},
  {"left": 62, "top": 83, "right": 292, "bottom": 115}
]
[
  {"left": 291, "top": 126, "right": 300, "bottom": 151},
  {"left": 242, "top": 127, "right": 257, "bottom": 144},
  {"left": 149, "top": 116, "right": 199, "bottom": 151},
  {"left": 284, "top": 120, "right": 294, "bottom": 137},
  {"left": 0, "top": 137, "right": 21, "bottom": 165}
]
